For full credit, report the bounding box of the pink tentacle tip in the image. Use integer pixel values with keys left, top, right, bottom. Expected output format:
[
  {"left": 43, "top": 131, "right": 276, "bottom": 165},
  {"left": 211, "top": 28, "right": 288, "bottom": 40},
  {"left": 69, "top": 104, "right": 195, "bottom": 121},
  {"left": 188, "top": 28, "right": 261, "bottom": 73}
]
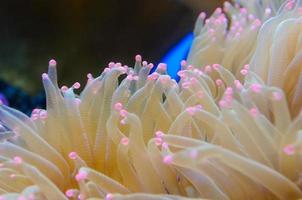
[
  {"left": 13, "top": 156, "right": 23, "bottom": 165},
  {"left": 120, "top": 66, "right": 128, "bottom": 74},
  {"left": 253, "top": 19, "right": 262, "bottom": 27},
  {"left": 240, "top": 69, "right": 248, "bottom": 76},
  {"left": 162, "top": 142, "right": 169, "bottom": 149},
  {"left": 105, "top": 193, "right": 113, "bottom": 200},
  {"left": 114, "top": 102, "right": 123, "bottom": 111},
  {"left": 132, "top": 75, "right": 139, "bottom": 81},
  {"left": 235, "top": 32, "right": 241, "bottom": 38},
  {"left": 142, "top": 61, "right": 148, "bottom": 66},
  {"left": 120, "top": 118, "right": 127, "bottom": 125},
  {"left": 119, "top": 109, "right": 128, "bottom": 117},
  {"left": 42, "top": 73, "right": 48, "bottom": 80},
  {"left": 39, "top": 110, "right": 48, "bottom": 119},
  {"left": 205, "top": 19, "right": 210, "bottom": 25},
  {"left": 120, "top": 137, "right": 129, "bottom": 146},
  {"left": 219, "top": 100, "right": 230, "bottom": 109},
  {"left": 155, "top": 131, "right": 164, "bottom": 138},
  {"left": 32, "top": 108, "right": 40, "bottom": 114},
  {"left": 126, "top": 74, "right": 134, "bottom": 81},
  {"left": 198, "top": 12, "right": 206, "bottom": 19},
  {"left": 158, "top": 63, "right": 167, "bottom": 71},
  {"left": 75, "top": 98, "right": 81, "bottom": 105},
  {"left": 225, "top": 87, "right": 233, "bottom": 95},
  {"left": 240, "top": 8, "right": 248, "bottom": 15},
  {"left": 285, "top": 0, "right": 294, "bottom": 9},
  {"left": 17, "top": 196, "right": 26, "bottom": 200},
  {"left": 135, "top": 54, "right": 142, "bottom": 62},
  {"left": 104, "top": 67, "right": 111, "bottom": 73},
  {"left": 283, "top": 144, "right": 295, "bottom": 155},
  {"left": 87, "top": 73, "right": 93, "bottom": 80},
  {"left": 187, "top": 65, "right": 193, "bottom": 70},
  {"left": 61, "top": 85, "right": 68, "bottom": 92},
  {"left": 127, "top": 74, "right": 139, "bottom": 81},
  {"left": 28, "top": 194, "right": 34, "bottom": 200},
  {"left": 250, "top": 83, "right": 262, "bottom": 93},
  {"left": 186, "top": 107, "right": 196, "bottom": 116},
  {"left": 163, "top": 155, "right": 173, "bottom": 165},
  {"left": 208, "top": 28, "right": 215, "bottom": 35},
  {"left": 180, "top": 60, "right": 187, "bottom": 68},
  {"left": 189, "top": 150, "right": 198, "bottom": 159},
  {"left": 147, "top": 63, "right": 154, "bottom": 69},
  {"left": 75, "top": 171, "right": 88, "bottom": 182},
  {"left": 215, "top": 79, "right": 223, "bottom": 87},
  {"left": 68, "top": 152, "right": 78, "bottom": 160},
  {"left": 249, "top": 107, "right": 259, "bottom": 118},
  {"left": 78, "top": 194, "right": 85, "bottom": 200},
  {"left": 155, "top": 137, "right": 163, "bottom": 146},
  {"left": 147, "top": 73, "right": 159, "bottom": 81},
  {"left": 205, "top": 65, "right": 212, "bottom": 73},
  {"left": 73, "top": 82, "right": 81, "bottom": 89},
  {"left": 272, "top": 91, "right": 283, "bottom": 101},
  {"left": 212, "top": 64, "right": 220, "bottom": 71},
  {"left": 234, "top": 80, "right": 243, "bottom": 90},
  {"left": 193, "top": 69, "right": 203, "bottom": 76},
  {"left": 108, "top": 62, "right": 115, "bottom": 68},
  {"left": 215, "top": 7, "right": 222, "bottom": 14},
  {"left": 0, "top": 196, "right": 4, "bottom": 200},
  {"left": 265, "top": 8, "right": 272, "bottom": 15},
  {"left": 224, "top": 94, "right": 233, "bottom": 103},
  {"left": 65, "top": 189, "right": 74, "bottom": 198},
  {"left": 195, "top": 104, "right": 203, "bottom": 111},
  {"left": 190, "top": 77, "right": 198, "bottom": 85},
  {"left": 49, "top": 59, "right": 57, "bottom": 67},
  {"left": 197, "top": 91, "right": 204, "bottom": 98},
  {"left": 182, "top": 81, "right": 191, "bottom": 89}
]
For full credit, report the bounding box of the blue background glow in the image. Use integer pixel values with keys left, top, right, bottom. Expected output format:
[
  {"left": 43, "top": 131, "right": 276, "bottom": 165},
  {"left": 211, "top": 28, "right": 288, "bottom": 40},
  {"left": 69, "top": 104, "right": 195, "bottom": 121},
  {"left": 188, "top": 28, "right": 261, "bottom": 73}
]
[{"left": 159, "top": 32, "right": 193, "bottom": 81}]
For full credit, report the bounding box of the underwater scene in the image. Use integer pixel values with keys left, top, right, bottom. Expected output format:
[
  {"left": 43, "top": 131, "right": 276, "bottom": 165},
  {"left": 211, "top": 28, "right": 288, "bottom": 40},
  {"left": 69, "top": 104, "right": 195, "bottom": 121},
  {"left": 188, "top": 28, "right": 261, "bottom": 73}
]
[{"left": 0, "top": 0, "right": 302, "bottom": 199}]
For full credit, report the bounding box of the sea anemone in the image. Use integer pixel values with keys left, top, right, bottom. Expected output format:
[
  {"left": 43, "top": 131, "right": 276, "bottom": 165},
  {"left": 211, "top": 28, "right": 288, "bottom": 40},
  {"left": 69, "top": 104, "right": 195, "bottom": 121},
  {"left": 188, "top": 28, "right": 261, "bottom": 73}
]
[
  {"left": 188, "top": 0, "right": 302, "bottom": 117},
  {"left": 0, "top": 0, "right": 302, "bottom": 200}
]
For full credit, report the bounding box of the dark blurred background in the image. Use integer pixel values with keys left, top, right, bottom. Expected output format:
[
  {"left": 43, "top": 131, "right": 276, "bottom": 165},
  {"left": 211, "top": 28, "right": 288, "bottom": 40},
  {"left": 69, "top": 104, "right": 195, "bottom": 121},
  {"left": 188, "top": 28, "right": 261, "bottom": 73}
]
[{"left": 0, "top": 0, "right": 224, "bottom": 113}]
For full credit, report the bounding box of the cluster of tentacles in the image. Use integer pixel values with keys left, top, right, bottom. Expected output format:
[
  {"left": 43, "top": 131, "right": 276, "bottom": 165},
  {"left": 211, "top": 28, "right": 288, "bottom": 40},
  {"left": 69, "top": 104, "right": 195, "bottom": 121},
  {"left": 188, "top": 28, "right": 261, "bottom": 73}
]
[{"left": 0, "top": 0, "right": 302, "bottom": 199}]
